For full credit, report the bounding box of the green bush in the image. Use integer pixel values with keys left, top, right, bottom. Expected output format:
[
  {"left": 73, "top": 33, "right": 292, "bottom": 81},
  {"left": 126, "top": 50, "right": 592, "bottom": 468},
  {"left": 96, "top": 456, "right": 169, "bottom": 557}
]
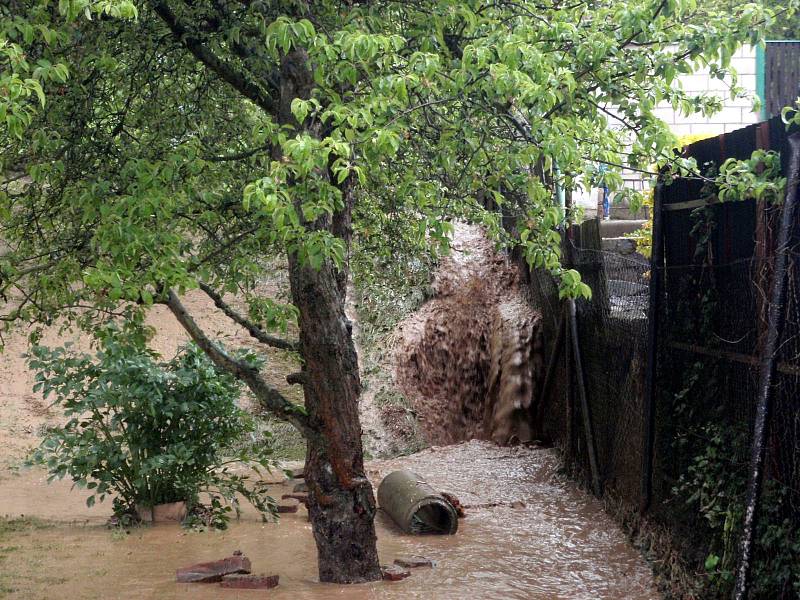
[
  {"left": 29, "top": 327, "right": 277, "bottom": 528},
  {"left": 674, "top": 415, "right": 800, "bottom": 598}
]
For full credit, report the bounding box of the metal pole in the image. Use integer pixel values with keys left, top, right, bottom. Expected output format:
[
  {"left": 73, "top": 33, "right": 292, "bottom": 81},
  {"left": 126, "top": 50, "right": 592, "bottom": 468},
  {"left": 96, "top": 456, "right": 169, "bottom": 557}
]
[
  {"left": 641, "top": 180, "right": 666, "bottom": 513},
  {"left": 563, "top": 213, "right": 575, "bottom": 462},
  {"left": 568, "top": 297, "right": 602, "bottom": 498},
  {"left": 733, "top": 132, "right": 800, "bottom": 600},
  {"left": 535, "top": 308, "right": 566, "bottom": 426},
  {"left": 562, "top": 210, "right": 601, "bottom": 497},
  {"left": 564, "top": 304, "right": 574, "bottom": 461}
]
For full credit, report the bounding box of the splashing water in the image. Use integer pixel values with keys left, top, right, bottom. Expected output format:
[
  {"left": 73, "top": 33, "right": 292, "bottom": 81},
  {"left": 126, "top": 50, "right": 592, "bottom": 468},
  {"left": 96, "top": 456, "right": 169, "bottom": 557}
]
[{"left": 395, "top": 223, "right": 544, "bottom": 445}]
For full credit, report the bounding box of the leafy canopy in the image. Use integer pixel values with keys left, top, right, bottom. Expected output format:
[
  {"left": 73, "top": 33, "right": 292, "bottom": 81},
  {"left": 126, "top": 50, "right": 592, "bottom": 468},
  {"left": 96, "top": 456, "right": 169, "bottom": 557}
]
[{"left": 0, "top": 0, "right": 794, "bottom": 333}]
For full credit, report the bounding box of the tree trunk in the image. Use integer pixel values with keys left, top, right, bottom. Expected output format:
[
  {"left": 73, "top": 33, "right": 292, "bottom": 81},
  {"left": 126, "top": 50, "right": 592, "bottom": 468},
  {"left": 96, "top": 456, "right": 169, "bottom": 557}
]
[
  {"left": 288, "top": 254, "right": 382, "bottom": 583},
  {"left": 279, "top": 47, "right": 381, "bottom": 584}
]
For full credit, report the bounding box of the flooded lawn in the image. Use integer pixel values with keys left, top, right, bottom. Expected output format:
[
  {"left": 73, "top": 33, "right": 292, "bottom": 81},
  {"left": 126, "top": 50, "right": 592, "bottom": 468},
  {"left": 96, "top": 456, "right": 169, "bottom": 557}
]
[{"left": 0, "top": 441, "right": 657, "bottom": 599}]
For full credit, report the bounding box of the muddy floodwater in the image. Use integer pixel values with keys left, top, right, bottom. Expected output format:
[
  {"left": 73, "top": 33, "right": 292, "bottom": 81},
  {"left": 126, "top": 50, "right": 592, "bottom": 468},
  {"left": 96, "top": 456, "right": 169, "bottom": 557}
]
[{"left": 0, "top": 441, "right": 657, "bottom": 599}]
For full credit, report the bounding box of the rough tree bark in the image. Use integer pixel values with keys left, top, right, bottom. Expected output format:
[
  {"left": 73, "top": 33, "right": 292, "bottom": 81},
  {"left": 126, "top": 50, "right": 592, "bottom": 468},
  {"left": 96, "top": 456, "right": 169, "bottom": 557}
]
[
  {"left": 279, "top": 48, "right": 382, "bottom": 584},
  {"left": 288, "top": 254, "right": 381, "bottom": 583}
]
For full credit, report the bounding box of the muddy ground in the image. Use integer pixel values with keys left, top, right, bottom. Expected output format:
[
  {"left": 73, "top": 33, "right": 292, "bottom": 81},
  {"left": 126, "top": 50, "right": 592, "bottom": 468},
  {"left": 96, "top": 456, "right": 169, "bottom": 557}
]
[{"left": 0, "top": 269, "right": 311, "bottom": 473}]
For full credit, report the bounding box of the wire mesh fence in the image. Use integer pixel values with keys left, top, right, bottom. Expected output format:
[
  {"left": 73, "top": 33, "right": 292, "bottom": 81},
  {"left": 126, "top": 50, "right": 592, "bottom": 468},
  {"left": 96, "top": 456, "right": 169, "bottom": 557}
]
[
  {"left": 522, "top": 232, "right": 651, "bottom": 502},
  {"left": 572, "top": 243, "right": 649, "bottom": 500},
  {"left": 521, "top": 117, "right": 800, "bottom": 598}
]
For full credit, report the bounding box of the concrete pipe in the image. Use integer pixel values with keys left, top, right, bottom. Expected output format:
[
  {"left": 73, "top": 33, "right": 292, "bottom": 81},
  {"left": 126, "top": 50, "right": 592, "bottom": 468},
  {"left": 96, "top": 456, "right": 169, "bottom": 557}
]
[{"left": 377, "top": 470, "right": 459, "bottom": 535}]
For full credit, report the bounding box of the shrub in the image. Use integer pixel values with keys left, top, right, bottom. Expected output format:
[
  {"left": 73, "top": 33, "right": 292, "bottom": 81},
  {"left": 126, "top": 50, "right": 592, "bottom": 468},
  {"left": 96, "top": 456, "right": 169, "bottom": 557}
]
[{"left": 28, "top": 326, "right": 277, "bottom": 527}]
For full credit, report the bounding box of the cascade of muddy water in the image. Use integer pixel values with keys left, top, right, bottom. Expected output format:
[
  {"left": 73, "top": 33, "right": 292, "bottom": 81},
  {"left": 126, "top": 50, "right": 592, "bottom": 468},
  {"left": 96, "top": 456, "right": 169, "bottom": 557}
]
[
  {"left": 395, "top": 224, "right": 543, "bottom": 445},
  {"left": 484, "top": 297, "right": 543, "bottom": 444}
]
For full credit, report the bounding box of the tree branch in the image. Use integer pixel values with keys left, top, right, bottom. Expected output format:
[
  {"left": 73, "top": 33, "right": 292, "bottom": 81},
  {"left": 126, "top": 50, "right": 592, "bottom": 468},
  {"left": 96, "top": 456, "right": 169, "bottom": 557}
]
[
  {"left": 204, "top": 142, "right": 273, "bottom": 162},
  {"left": 286, "top": 371, "right": 307, "bottom": 385},
  {"left": 198, "top": 282, "right": 299, "bottom": 352},
  {"left": 148, "top": 0, "right": 277, "bottom": 115},
  {"left": 164, "top": 289, "right": 314, "bottom": 437}
]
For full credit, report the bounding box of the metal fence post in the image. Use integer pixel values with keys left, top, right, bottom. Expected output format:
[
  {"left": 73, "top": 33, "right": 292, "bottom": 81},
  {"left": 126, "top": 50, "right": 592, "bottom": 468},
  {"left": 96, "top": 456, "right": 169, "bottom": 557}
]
[
  {"left": 733, "top": 132, "right": 800, "bottom": 600},
  {"left": 641, "top": 180, "right": 665, "bottom": 513},
  {"left": 568, "top": 297, "right": 602, "bottom": 497}
]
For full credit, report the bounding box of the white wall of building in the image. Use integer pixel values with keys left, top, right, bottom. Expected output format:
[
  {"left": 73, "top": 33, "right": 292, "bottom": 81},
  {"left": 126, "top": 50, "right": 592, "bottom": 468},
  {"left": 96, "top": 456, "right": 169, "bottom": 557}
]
[
  {"left": 653, "top": 46, "right": 760, "bottom": 138},
  {"left": 574, "top": 47, "right": 761, "bottom": 216}
]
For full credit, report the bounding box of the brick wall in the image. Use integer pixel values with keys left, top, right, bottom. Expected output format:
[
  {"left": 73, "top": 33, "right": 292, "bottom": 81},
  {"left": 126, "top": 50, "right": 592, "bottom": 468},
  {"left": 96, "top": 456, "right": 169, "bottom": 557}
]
[
  {"left": 652, "top": 46, "right": 760, "bottom": 137},
  {"left": 574, "top": 46, "right": 761, "bottom": 215}
]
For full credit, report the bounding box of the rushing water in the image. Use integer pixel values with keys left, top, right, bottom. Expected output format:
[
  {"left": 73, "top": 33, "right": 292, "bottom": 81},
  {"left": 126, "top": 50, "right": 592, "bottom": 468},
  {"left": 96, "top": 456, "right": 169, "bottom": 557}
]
[
  {"left": 395, "top": 224, "right": 545, "bottom": 447},
  {"left": 0, "top": 441, "right": 657, "bottom": 599}
]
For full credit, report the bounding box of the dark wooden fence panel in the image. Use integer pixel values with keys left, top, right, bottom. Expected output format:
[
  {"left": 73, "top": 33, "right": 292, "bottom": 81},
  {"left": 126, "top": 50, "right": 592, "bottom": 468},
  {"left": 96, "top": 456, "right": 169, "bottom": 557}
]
[{"left": 765, "top": 42, "right": 800, "bottom": 118}]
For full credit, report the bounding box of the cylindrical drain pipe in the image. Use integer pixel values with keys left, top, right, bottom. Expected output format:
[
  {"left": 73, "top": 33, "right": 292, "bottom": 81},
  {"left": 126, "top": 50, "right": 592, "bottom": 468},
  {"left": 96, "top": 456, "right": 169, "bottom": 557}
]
[{"left": 377, "top": 471, "right": 459, "bottom": 535}]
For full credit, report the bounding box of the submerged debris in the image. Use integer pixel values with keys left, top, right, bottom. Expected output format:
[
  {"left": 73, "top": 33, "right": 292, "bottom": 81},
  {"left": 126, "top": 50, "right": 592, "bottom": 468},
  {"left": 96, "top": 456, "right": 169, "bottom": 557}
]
[
  {"left": 281, "top": 493, "right": 309, "bottom": 507},
  {"left": 440, "top": 492, "right": 466, "bottom": 518},
  {"left": 220, "top": 574, "right": 279, "bottom": 589},
  {"left": 176, "top": 554, "right": 251, "bottom": 583},
  {"left": 381, "top": 565, "right": 411, "bottom": 581},
  {"left": 177, "top": 553, "right": 279, "bottom": 590},
  {"left": 394, "top": 556, "right": 436, "bottom": 569},
  {"left": 378, "top": 470, "right": 459, "bottom": 535}
]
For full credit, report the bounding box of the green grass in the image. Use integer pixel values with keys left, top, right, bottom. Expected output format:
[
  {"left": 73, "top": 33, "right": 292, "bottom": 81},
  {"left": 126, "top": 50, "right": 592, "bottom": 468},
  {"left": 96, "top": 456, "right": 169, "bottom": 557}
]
[
  {"left": 0, "top": 517, "right": 57, "bottom": 598},
  {"left": 0, "top": 516, "right": 53, "bottom": 538}
]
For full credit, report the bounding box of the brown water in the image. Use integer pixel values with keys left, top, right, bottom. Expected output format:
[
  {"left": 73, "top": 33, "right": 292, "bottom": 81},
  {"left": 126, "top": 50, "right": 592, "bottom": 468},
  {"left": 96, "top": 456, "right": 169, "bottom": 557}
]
[
  {"left": 0, "top": 441, "right": 657, "bottom": 599},
  {"left": 395, "top": 224, "right": 545, "bottom": 445},
  {"left": 485, "top": 298, "right": 544, "bottom": 444},
  {"left": 1, "top": 224, "right": 656, "bottom": 598}
]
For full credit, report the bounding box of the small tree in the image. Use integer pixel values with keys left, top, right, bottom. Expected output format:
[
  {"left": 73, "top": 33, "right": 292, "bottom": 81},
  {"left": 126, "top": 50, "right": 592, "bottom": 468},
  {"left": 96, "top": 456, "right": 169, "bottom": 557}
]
[{"left": 30, "top": 327, "right": 276, "bottom": 528}]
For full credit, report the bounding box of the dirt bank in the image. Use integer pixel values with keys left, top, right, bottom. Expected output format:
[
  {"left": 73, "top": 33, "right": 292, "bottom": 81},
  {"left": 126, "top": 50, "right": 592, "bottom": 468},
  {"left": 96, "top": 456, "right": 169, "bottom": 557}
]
[{"left": 0, "top": 277, "right": 307, "bottom": 475}]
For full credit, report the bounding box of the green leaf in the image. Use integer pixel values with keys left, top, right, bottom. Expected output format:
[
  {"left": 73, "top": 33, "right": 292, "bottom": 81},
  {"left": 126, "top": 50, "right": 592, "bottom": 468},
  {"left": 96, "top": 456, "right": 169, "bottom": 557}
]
[
  {"left": 705, "top": 554, "right": 720, "bottom": 571},
  {"left": 291, "top": 98, "right": 309, "bottom": 124}
]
